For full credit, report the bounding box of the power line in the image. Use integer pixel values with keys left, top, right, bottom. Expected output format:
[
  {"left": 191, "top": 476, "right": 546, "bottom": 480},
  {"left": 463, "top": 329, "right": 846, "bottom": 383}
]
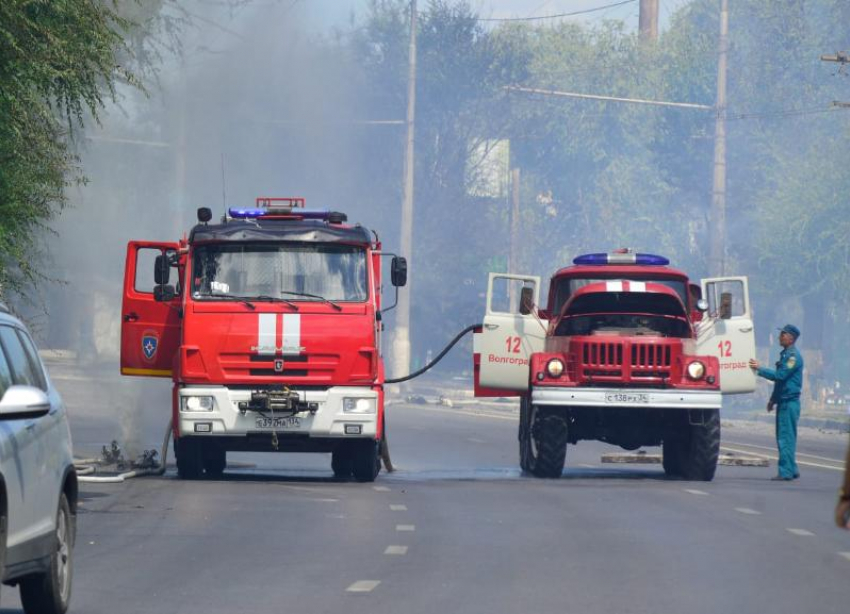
[{"left": 478, "top": 0, "right": 637, "bottom": 22}]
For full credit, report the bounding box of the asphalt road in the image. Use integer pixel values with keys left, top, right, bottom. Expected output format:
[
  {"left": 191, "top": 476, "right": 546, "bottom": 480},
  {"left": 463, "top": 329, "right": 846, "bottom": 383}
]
[{"left": 5, "top": 363, "right": 850, "bottom": 614}]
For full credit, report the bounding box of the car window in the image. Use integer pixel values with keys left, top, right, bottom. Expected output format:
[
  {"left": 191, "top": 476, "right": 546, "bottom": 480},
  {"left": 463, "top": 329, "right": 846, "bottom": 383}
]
[
  {"left": 15, "top": 329, "right": 48, "bottom": 391},
  {"left": 0, "top": 341, "right": 13, "bottom": 399},
  {"left": 0, "top": 326, "right": 44, "bottom": 390}
]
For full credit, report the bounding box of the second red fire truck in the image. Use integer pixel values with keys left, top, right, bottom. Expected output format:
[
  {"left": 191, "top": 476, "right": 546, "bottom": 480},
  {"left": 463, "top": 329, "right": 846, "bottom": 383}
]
[
  {"left": 120, "top": 198, "right": 406, "bottom": 481},
  {"left": 473, "top": 250, "right": 757, "bottom": 481}
]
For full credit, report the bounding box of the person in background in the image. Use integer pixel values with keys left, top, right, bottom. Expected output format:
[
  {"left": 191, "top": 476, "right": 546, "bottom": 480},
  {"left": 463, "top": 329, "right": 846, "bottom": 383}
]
[
  {"left": 749, "top": 324, "right": 804, "bottom": 481},
  {"left": 836, "top": 433, "right": 850, "bottom": 529}
]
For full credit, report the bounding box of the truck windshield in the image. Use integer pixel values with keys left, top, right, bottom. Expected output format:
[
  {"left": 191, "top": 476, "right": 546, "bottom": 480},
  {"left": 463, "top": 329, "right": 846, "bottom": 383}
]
[
  {"left": 191, "top": 243, "right": 368, "bottom": 302},
  {"left": 554, "top": 292, "right": 691, "bottom": 338},
  {"left": 552, "top": 276, "right": 687, "bottom": 316}
]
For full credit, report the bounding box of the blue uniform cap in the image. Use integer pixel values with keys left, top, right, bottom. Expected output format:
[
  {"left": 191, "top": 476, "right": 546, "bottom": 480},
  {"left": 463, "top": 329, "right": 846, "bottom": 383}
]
[{"left": 778, "top": 324, "right": 801, "bottom": 340}]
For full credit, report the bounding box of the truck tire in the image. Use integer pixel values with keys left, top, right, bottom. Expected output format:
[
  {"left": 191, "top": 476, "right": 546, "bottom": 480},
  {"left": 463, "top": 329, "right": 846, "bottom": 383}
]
[
  {"left": 530, "top": 408, "right": 568, "bottom": 478},
  {"left": 351, "top": 440, "right": 381, "bottom": 483},
  {"left": 176, "top": 438, "right": 203, "bottom": 480},
  {"left": 668, "top": 410, "right": 720, "bottom": 481},
  {"left": 19, "top": 493, "right": 73, "bottom": 614},
  {"left": 519, "top": 398, "right": 539, "bottom": 474},
  {"left": 331, "top": 446, "right": 353, "bottom": 479},
  {"left": 202, "top": 444, "right": 226, "bottom": 478}
]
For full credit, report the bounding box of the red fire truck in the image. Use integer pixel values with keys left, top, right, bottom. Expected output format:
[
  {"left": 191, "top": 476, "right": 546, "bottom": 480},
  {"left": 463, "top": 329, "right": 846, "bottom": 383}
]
[
  {"left": 473, "top": 250, "right": 756, "bottom": 481},
  {"left": 120, "top": 198, "right": 406, "bottom": 481}
]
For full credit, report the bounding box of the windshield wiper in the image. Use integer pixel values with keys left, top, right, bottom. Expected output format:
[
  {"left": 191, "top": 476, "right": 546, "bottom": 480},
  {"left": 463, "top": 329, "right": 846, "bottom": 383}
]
[
  {"left": 199, "top": 294, "right": 299, "bottom": 310},
  {"left": 253, "top": 295, "right": 299, "bottom": 310},
  {"left": 279, "top": 291, "right": 342, "bottom": 311}
]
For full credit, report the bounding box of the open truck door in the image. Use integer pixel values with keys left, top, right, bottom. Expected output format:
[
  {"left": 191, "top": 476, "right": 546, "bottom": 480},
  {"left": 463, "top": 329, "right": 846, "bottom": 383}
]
[
  {"left": 696, "top": 276, "right": 756, "bottom": 394},
  {"left": 121, "top": 241, "right": 181, "bottom": 377},
  {"left": 473, "top": 273, "right": 548, "bottom": 396}
]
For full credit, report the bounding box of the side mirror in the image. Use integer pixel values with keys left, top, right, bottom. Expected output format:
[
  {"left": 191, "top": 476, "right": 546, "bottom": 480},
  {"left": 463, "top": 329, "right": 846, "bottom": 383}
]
[
  {"left": 154, "top": 285, "right": 176, "bottom": 302},
  {"left": 391, "top": 257, "right": 407, "bottom": 287},
  {"left": 154, "top": 254, "right": 170, "bottom": 285},
  {"left": 696, "top": 298, "right": 709, "bottom": 313},
  {"left": 519, "top": 286, "right": 534, "bottom": 315},
  {"left": 0, "top": 386, "right": 50, "bottom": 417}
]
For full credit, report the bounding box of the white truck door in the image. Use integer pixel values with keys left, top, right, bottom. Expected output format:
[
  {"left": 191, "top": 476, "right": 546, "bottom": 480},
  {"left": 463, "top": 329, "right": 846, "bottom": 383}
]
[
  {"left": 696, "top": 276, "right": 757, "bottom": 394},
  {"left": 474, "top": 273, "right": 548, "bottom": 393}
]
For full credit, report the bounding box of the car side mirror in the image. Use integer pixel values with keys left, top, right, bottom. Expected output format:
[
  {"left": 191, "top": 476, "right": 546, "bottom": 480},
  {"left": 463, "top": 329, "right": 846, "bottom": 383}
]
[
  {"left": 696, "top": 299, "right": 709, "bottom": 313},
  {"left": 519, "top": 286, "right": 534, "bottom": 315},
  {"left": 391, "top": 256, "right": 407, "bottom": 287},
  {"left": 154, "top": 284, "right": 176, "bottom": 302},
  {"left": 0, "top": 386, "right": 50, "bottom": 417},
  {"left": 154, "top": 254, "right": 170, "bottom": 285}
]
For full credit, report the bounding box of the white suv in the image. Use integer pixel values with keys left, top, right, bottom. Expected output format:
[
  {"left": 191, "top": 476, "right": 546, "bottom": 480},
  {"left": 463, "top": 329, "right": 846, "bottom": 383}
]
[{"left": 0, "top": 308, "right": 76, "bottom": 614}]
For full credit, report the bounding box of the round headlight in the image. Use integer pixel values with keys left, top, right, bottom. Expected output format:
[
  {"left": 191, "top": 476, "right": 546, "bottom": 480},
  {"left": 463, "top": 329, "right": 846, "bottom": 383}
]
[
  {"left": 546, "top": 358, "right": 565, "bottom": 378},
  {"left": 687, "top": 361, "right": 706, "bottom": 380}
]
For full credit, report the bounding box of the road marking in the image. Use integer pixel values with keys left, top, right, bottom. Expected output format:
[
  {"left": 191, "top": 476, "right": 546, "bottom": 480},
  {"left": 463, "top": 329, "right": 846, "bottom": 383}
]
[
  {"left": 384, "top": 545, "right": 408, "bottom": 555},
  {"left": 346, "top": 580, "right": 380, "bottom": 593},
  {"left": 684, "top": 489, "right": 709, "bottom": 496},
  {"left": 579, "top": 463, "right": 596, "bottom": 468},
  {"left": 396, "top": 524, "right": 416, "bottom": 532},
  {"left": 467, "top": 437, "right": 486, "bottom": 444},
  {"left": 390, "top": 504, "right": 408, "bottom": 511},
  {"left": 735, "top": 507, "right": 762, "bottom": 515},
  {"left": 308, "top": 498, "right": 339, "bottom": 503},
  {"left": 725, "top": 440, "right": 843, "bottom": 462},
  {"left": 408, "top": 404, "right": 516, "bottom": 421},
  {"left": 373, "top": 486, "right": 391, "bottom": 492},
  {"left": 838, "top": 552, "right": 850, "bottom": 562},
  {"left": 786, "top": 528, "right": 814, "bottom": 536}
]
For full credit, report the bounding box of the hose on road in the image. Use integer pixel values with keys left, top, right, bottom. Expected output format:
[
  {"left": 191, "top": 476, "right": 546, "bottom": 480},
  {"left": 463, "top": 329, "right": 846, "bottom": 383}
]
[
  {"left": 77, "top": 419, "right": 172, "bottom": 483},
  {"left": 385, "top": 323, "right": 481, "bottom": 384}
]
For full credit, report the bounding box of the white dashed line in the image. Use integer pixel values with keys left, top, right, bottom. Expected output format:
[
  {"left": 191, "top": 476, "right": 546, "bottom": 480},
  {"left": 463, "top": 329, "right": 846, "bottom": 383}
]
[
  {"left": 579, "top": 463, "right": 596, "bottom": 468},
  {"left": 390, "top": 504, "right": 408, "bottom": 511},
  {"left": 684, "top": 489, "right": 709, "bottom": 496},
  {"left": 396, "top": 524, "right": 416, "bottom": 532},
  {"left": 346, "top": 580, "right": 381, "bottom": 593},
  {"left": 838, "top": 552, "right": 850, "bottom": 562},
  {"left": 384, "top": 545, "right": 408, "bottom": 555},
  {"left": 373, "top": 486, "right": 391, "bottom": 492},
  {"left": 467, "top": 437, "right": 486, "bottom": 444},
  {"left": 735, "top": 507, "right": 762, "bottom": 515},
  {"left": 786, "top": 528, "right": 814, "bottom": 536}
]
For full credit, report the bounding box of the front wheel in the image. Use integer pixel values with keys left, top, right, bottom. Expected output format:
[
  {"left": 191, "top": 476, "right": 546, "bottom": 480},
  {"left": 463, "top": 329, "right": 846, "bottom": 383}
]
[
  {"left": 529, "top": 407, "right": 568, "bottom": 479},
  {"left": 519, "top": 398, "right": 539, "bottom": 473},
  {"left": 20, "top": 493, "right": 74, "bottom": 614},
  {"left": 351, "top": 440, "right": 381, "bottom": 483},
  {"left": 665, "top": 410, "right": 720, "bottom": 481},
  {"left": 176, "top": 437, "right": 204, "bottom": 480},
  {"left": 202, "top": 444, "right": 226, "bottom": 478},
  {"left": 331, "top": 446, "right": 353, "bottom": 479}
]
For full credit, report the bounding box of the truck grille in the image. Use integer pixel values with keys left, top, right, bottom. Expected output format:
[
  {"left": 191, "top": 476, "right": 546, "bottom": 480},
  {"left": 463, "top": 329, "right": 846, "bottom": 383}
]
[{"left": 579, "top": 339, "right": 673, "bottom": 384}]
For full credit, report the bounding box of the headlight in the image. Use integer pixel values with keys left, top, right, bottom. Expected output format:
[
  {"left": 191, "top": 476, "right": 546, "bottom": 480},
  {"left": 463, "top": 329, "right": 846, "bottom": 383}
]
[
  {"left": 686, "top": 361, "right": 706, "bottom": 380},
  {"left": 546, "top": 359, "right": 565, "bottom": 378},
  {"left": 180, "top": 396, "right": 215, "bottom": 412},
  {"left": 343, "top": 397, "right": 376, "bottom": 414}
]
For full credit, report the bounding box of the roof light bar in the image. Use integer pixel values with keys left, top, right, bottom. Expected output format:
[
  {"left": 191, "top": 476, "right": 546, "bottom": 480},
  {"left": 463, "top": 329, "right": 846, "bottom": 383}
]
[
  {"left": 228, "top": 207, "right": 333, "bottom": 220},
  {"left": 573, "top": 252, "right": 669, "bottom": 266}
]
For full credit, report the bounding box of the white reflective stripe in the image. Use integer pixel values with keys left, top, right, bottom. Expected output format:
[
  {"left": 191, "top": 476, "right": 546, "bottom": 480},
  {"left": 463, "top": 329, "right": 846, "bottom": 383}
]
[
  {"left": 257, "top": 314, "right": 277, "bottom": 355},
  {"left": 606, "top": 281, "right": 624, "bottom": 292},
  {"left": 630, "top": 281, "right": 646, "bottom": 292},
  {"left": 282, "top": 313, "right": 301, "bottom": 355}
]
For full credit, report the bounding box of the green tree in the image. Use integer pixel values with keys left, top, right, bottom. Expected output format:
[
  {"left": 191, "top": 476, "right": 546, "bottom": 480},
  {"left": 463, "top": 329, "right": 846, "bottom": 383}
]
[{"left": 0, "top": 0, "right": 138, "bottom": 300}]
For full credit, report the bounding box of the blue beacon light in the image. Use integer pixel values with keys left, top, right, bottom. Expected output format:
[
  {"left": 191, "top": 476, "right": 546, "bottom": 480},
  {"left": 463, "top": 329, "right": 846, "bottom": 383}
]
[{"left": 573, "top": 252, "right": 669, "bottom": 266}]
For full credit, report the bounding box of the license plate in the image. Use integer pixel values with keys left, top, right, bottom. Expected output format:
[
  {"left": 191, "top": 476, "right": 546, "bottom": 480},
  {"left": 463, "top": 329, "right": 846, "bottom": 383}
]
[
  {"left": 255, "top": 416, "right": 301, "bottom": 429},
  {"left": 605, "top": 393, "right": 649, "bottom": 404}
]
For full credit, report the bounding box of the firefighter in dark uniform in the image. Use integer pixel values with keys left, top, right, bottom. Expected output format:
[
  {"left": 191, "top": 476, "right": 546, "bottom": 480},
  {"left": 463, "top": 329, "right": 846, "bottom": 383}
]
[{"left": 749, "top": 324, "right": 804, "bottom": 481}]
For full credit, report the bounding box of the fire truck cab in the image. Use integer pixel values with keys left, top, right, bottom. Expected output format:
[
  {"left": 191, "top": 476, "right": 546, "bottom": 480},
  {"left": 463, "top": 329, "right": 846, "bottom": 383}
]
[
  {"left": 120, "top": 198, "right": 406, "bottom": 482},
  {"left": 473, "top": 250, "right": 756, "bottom": 481}
]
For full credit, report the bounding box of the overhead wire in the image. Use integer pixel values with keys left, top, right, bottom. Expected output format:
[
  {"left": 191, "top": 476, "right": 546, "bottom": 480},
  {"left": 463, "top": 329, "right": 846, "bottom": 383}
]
[{"left": 477, "top": 0, "right": 637, "bottom": 22}]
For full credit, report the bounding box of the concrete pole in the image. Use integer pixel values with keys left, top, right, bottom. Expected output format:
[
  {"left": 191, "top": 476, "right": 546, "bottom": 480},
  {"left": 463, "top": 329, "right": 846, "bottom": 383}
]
[
  {"left": 391, "top": 0, "right": 417, "bottom": 379},
  {"left": 639, "top": 0, "right": 659, "bottom": 43},
  {"left": 508, "top": 167, "right": 520, "bottom": 307},
  {"left": 709, "top": 0, "right": 728, "bottom": 277}
]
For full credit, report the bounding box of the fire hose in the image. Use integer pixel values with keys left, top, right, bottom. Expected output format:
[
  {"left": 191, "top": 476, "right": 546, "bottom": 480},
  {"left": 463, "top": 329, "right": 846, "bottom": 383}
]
[
  {"left": 385, "top": 323, "right": 482, "bottom": 384},
  {"left": 76, "top": 420, "right": 172, "bottom": 483}
]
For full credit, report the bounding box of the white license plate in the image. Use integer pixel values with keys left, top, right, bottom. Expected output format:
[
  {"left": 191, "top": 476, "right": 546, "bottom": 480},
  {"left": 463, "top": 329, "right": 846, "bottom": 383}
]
[
  {"left": 605, "top": 393, "right": 650, "bottom": 404},
  {"left": 255, "top": 416, "right": 301, "bottom": 429}
]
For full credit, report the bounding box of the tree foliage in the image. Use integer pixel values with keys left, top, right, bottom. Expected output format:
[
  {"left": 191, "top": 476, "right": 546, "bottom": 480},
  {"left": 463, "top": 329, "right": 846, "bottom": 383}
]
[{"left": 0, "top": 0, "right": 138, "bottom": 299}]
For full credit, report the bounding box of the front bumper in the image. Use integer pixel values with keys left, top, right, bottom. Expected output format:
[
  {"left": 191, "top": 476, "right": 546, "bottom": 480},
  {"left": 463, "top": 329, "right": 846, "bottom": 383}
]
[
  {"left": 531, "top": 386, "right": 722, "bottom": 410},
  {"left": 177, "top": 385, "right": 378, "bottom": 439}
]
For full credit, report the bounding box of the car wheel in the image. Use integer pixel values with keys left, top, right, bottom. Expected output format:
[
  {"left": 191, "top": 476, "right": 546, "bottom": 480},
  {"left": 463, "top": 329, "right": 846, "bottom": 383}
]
[{"left": 20, "top": 493, "right": 73, "bottom": 614}]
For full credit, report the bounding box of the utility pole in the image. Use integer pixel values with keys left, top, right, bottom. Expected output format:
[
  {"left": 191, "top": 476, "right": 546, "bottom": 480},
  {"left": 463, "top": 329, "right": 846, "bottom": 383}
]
[
  {"left": 392, "top": 0, "right": 417, "bottom": 380},
  {"left": 821, "top": 52, "right": 850, "bottom": 107},
  {"left": 639, "top": 0, "right": 659, "bottom": 43},
  {"left": 508, "top": 167, "right": 520, "bottom": 307},
  {"left": 709, "top": 0, "right": 729, "bottom": 277}
]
